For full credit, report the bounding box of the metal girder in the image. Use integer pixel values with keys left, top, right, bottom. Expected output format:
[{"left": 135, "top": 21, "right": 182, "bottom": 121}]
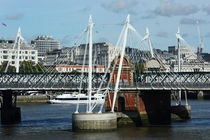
[
  {"left": 0, "top": 72, "right": 210, "bottom": 91},
  {"left": 135, "top": 72, "right": 210, "bottom": 90},
  {"left": 0, "top": 72, "right": 109, "bottom": 90}
]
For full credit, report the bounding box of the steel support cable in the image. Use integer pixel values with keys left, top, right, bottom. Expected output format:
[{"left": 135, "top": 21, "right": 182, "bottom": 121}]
[
  {"left": 75, "top": 28, "right": 89, "bottom": 113},
  {"left": 34, "top": 29, "right": 87, "bottom": 83},
  {"left": 95, "top": 25, "right": 126, "bottom": 96},
  {"left": 152, "top": 48, "right": 182, "bottom": 90},
  {"left": 5, "top": 34, "right": 18, "bottom": 73},
  {"left": 97, "top": 25, "right": 127, "bottom": 112},
  {"left": 34, "top": 30, "right": 87, "bottom": 89},
  {"left": 179, "top": 38, "right": 206, "bottom": 69}
]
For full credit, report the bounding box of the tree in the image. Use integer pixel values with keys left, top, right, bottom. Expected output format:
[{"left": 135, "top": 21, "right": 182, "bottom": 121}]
[
  {"left": 19, "top": 61, "right": 47, "bottom": 73},
  {"left": 135, "top": 61, "right": 144, "bottom": 74},
  {"left": 134, "top": 61, "right": 145, "bottom": 83},
  {"left": 0, "top": 61, "right": 16, "bottom": 73}
]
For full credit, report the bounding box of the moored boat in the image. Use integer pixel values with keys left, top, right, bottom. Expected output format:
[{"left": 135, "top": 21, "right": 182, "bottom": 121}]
[{"left": 49, "top": 93, "right": 105, "bottom": 104}]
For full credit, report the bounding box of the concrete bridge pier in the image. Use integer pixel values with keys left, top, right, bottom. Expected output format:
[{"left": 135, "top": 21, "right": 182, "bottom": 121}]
[
  {"left": 140, "top": 90, "right": 171, "bottom": 125},
  {"left": 72, "top": 112, "right": 117, "bottom": 131},
  {"left": 0, "top": 90, "right": 21, "bottom": 124},
  {"left": 105, "top": 90, "right": 172, "bottom": 126}
]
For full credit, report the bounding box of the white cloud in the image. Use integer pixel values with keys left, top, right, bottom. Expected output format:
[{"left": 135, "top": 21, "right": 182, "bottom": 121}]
[
  {"left": 180, "top": 18, "right": 207, "bottom": 25},
  {"left": 156, "top": 31, "right": 168, "bottom": 38},
  {"left": 205, "top": 32, "right": 210, "bottom": 38},
  {"left": 180, "top": 18, "right": 197, "bottom": 24},
  {"left": 203, "top": 5, "right": 210, "bottom": 15},
  {"left": 78, "top": 6, "right": 91, "bottom": 13},
  {"left": 101, "top": 0, "right": 138, "bottom": 14},
  {"left": 154, "top": 0, "right": 199, "bottom": 17},
  {"left": 6, "top": 14, "right": 24, "bottom": 20}
]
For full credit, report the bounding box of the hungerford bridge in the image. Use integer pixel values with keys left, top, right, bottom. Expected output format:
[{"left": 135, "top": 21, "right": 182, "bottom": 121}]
[
  {"left": 0, "top": 72, "right": 210, "bottom": 91},
  {"left": 0, "top": 15, "right": 208, "bottom": 130}
]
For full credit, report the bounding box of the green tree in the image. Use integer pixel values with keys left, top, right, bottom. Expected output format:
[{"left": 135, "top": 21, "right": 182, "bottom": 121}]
[
  {"left": 0, "top": 61, "right": 16, "bottom": 72},
  {"left": 19, "top": 61, "right": 47, "bottom": 73},
  {"left": 135, "top": 61, "right": 144, "bottom": 74}
]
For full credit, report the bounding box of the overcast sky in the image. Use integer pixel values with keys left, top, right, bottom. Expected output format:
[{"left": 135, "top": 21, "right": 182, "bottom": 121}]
[{"left": 0, "top": 0, "right": 210, "bottom": 52}]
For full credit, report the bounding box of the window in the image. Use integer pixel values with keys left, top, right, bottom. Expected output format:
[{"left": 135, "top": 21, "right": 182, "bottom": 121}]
[
  {"left": 12, "top": 61, "right": 15, "bottom": 64},
  {"left": 12, "top": 56, "right": 15, "bottom": 59},
  {"left": 31, "top": 51, "right": 35, "bottom": 54},
  {"left": 3, "top": 55, "right": 8, "bottom": 59},
  {"left": 3, "top": 50, "right": 7, "bottom": 54},
  {"left": 25, "top": 56, "right": 28, "bottom": 59},
  {"left": 25, "top": 51, "right": 28, "bottom": 54},
  {"left": 31, "top": 56, "right": 35, "bottom": 60}
]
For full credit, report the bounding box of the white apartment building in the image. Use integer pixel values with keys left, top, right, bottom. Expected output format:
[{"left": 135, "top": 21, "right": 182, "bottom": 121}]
[
  {"left": 0, "top": 40, "right": 38, "bottom": 66},
  {"left": 31, "top": 36, "right": 60, "bottom": 60}
]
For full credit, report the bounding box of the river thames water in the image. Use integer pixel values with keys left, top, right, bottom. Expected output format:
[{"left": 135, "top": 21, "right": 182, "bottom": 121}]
[{"left": 1, "top": 100, "right": 210, "bottom": 140}]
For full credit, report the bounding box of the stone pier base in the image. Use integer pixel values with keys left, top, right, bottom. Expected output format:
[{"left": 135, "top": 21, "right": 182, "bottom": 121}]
[
  {"left": 72, "top": 112, "right": 117, "bottom": 131},
  {"left": 171, "top": 105, "right": 191, "bottom": 121}
]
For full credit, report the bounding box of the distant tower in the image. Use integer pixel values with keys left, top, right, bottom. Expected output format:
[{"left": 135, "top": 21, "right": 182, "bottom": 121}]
[{"left": 196, "top": 20, "right": 204, "bottom": 54}]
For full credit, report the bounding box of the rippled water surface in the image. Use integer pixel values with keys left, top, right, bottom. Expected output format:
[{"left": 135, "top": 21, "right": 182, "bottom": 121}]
[{"left": 1, "top": 100, "right": 210, "bottom": 140}]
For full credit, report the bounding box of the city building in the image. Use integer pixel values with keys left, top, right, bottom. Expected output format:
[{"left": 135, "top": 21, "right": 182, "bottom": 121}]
[
  {"left": 44, "top": 46, "right": 77, "bottom": 66},
  {"left": 0, "top": 40, "right": 38, "bottom": 66},
  {"left": 168, "top": 46, "right": 197, "bottom": 61},
  {"left": 55, "top": 65, "right": 105, "bottom": 73},
  {"left": 125, "top": 47, "right": 151, "bottom": 64},
  {"left": 167, "top": 45, "right": 210, "bottom": 72},
  {"left": 31, "top": 36, "right": 60, "bottom": 60},
  {"left": 75, "top": 42, "right": 116, "bottom": 68},
  {"left": 44, "top": 42, "right": 116, "bottom": 69}
]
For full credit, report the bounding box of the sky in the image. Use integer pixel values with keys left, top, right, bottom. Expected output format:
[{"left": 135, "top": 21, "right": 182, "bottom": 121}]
[{"left": 0, "top": 0, "right": 210, "bottom": 52}]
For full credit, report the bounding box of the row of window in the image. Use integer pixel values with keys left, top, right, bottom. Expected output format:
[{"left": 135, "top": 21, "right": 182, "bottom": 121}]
[
  {"left": 56, "top": 67, "right": 104, "bottom": 73},
  {"left": 1, "top": 50, "right": 36, "bottom": 54},
  {"left": 0, "top": 60, "right": 36, "bottom": 65},
  {"left": 2, "top": 55, "right": 35, "bottom": 60}
]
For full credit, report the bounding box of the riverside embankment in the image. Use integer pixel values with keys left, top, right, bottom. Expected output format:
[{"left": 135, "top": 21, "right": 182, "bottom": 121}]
[{"left": 16, "top": 95, "right": 49, "bottom": 103}]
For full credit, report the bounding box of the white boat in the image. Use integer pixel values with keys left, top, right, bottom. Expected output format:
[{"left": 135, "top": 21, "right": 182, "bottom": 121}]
[{"left": 49, "top": 93, "right": 105, "bottom": 104}]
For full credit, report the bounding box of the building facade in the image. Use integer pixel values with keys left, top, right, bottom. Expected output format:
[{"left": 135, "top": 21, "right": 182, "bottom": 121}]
[
  {"left": 31, "top": 36, "right": 60, "bottom": 60},
  {"left": 44, "top": 42, "right": 116, "bottom": 69},
  {"left": 55, "top": 65, "right": 105, "bottom": 73},
  {"left": 75, "top": 42, "right": 116, "bottom": 68},
  {"left": 44, "top": 47, "right": 77, "bottom": 66},
  {"left": 0, "top": 40, "right": 38, "bottom": 66},
  {"left": 167, "top": 45, "right": 210, "bottom": 72}
]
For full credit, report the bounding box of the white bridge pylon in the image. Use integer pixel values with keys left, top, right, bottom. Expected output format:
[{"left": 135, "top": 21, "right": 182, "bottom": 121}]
[
  {"left": 111, "top": 14, "right": 145, "bottom": 112},
  {"left": 5, "top": 27, "right": 25, "bottom": 73},
  {"left": 141, "top": 27, "right": 154, "bottom": 58}
]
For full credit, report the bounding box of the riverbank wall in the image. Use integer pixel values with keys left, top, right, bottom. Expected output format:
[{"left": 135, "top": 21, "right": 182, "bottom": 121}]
[{"left": 16, "top": 95, "right": 49, "bottom": 103}]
